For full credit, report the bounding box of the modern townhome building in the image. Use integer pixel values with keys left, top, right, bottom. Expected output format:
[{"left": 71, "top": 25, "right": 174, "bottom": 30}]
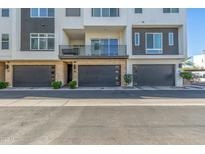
[{"left": 0, "top": 8, "right": 187, "bottom": 87}]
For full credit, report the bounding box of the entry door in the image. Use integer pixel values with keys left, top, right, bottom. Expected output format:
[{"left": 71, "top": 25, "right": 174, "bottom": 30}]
[{"left": 67, "top": 64, "right": 72, "bottom": 83}]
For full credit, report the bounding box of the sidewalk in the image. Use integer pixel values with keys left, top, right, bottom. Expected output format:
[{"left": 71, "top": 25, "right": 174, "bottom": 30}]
[{"left": 1, "top": 98, "right": 205, "bottom": 107}]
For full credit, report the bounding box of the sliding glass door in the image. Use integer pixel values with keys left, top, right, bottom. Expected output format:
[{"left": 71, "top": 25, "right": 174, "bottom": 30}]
[
  {"left": 110, "top": 39, "right": 118, "bottom": 56},
  {"left": 91, "top": 39, "right": 118, "bottom": 56}
]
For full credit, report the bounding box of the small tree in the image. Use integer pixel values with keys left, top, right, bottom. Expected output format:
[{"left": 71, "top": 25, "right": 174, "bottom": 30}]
[
  {"left": 180, "top": 71, "right": 193, "bottom": 80},
  {"left": 124, "top": 74, "right": 132, "bottom": 87}
]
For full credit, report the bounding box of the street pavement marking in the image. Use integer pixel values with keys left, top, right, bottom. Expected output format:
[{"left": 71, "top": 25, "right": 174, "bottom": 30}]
[
  {"left": 8, "top": 99, "right": 42, "bottom": 106},
  {"left": 34, "top": 99, "right": 68, "bottom": 106}
]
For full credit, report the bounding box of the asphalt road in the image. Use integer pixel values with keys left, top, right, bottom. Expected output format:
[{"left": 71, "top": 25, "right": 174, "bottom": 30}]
[
  {"left": 0, "top": 90, "right": 205, "bottom": 99},
  {"left": 0, "top": 106, "right": 205, "bottom": 144},
  {"left": 0, "top": 90, "right": 205, "bottom": 144}
]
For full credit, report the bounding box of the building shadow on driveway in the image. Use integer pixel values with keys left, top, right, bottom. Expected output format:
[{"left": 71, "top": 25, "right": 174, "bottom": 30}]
[{"left": 0, "top": 90, "right": 205, "bottom": 99}]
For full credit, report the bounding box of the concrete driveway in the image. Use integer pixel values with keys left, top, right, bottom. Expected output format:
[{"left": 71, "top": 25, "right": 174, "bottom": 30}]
[{"left": 0, "top": 90, "right": 205, "bottom": 144}]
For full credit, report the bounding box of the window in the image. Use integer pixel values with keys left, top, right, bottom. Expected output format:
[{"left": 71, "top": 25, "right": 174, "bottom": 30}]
[
  {"left": 2, "top": 9, "right": 9, "bottom": 17},
  {"left": 30, "top": 8, "right": 54, "bottom": 17},
  {"left": 92, "top": 8, "right": 119, "bottom": 17},
  {"left": 92, "top": 8, "right": 101, "bottom": 17},
  {"left": 102, "top": 8, "right": 109, "bottom": 17},
  {"left": 2, "top": 34, "right": 9, "bottom": 49},
  {"left": 134, "top": 8, "right": 142, "bottom": 14},
  {"left": 134, "top": 32, "right": 140, "bottom": 46},
  {"left": 30, "top": 33, "right": 55, "bottom": 50},
  {"left": 110, "top": 8, "right": 119, "bottom": 17},
  {"left": 48, "top": 8, "right": 55, "bottom": 17},
  {"left": 91, "top": 39, "right": 119, "bottom": 56},
  {"left": 66, "top": 8, "right": 80, "bottom": 16},
  {"left": 146, "top": 33, "right": 163, "bottom": 54},
  {"left": 163, "top": 8, "right": 179, "bottom": 13},
  {"left": 168, "top": 32, "right": 174, "bottom": 46}
]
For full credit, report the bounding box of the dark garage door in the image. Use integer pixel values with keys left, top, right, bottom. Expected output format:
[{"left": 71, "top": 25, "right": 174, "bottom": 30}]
[
  {"left": 13, "top": 65, "right": 55, "bottom": 87},
  {"left": 78, "top": 65, "right": 121, "bottom": 87},
  {"left": 133, "top": 64, "right": 175, "bottom": 86}
]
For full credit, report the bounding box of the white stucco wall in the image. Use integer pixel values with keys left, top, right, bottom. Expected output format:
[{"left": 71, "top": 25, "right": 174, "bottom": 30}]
[
  {"left": 128, "top": 8, "right": 186, "bottom": 25},
  {"left": 0, "top": 8, "right": 13, "bottom": 60},
  {"left": 0, "top": 8, "right": 187, "bottom": 63},
  {"left": 83, "top": 8, "right": 127, "bottom": 26}
]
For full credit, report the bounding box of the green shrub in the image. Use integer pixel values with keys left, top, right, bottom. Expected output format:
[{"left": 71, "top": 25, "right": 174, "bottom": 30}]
[
  {"left": 180, "top": 71, "right": 193, "bottom": 80},
  {"left": 124, "top": 74, "right": 132, "bottom": 86},
  {"left": 51, "top": 81, "right": 62, "bottom": 89},
  {"left": 0, "top": 81, "right": 9, "bottom": 89},
  {"left": 68, "top": 80, "right": 77, "bottom": 89}
]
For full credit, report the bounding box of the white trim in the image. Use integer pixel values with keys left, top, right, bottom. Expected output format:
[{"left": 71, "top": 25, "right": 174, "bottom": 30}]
[
  {"left": 134, "top": 32, "right": 140, "bottom": 46},
  {"left": 30, "top": 33, "right": 55, "bottom": 51},
  {"left": 30, "top": 8, "right": 54, "bottom": 18},
  {"left": 168, "top": 32, "right": 174, "bottom": 46},
  {"left": 145, "top": 32, "right": 163, "bottom": 54}
]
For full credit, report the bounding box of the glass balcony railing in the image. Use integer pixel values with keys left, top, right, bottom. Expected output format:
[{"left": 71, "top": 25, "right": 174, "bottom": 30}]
[{"left": 59, "top": 45, "right": 127, "bottom": 58}]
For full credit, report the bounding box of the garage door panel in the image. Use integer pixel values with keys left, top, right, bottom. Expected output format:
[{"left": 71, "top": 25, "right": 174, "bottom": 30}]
[
  {"left": 133, "top": 64, "right": 175, "bottom": 86},
  {"left": 13, "top": 65, "right": 55, "bottom": 87},
  {"left": 78, "top": 65, "right": 120, "bottom": 87}
]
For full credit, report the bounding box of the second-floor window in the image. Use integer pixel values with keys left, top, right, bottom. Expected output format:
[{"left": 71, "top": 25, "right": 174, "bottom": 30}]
[
  {"left": 163, "top": 8, "right": 179, "bottom": 13},
  {"left": 2, "top": 9, "right": 9, "bottom": 17},
  {"left": 30, "top": 33, "right": 55, "bottom": 50},
  {"left": 145, "top": 33, "right": 163, "bottom": 54},
  {"left": 134, "top": 32, "right": 140, "bottom": 46},
  {"left": 134, "top": 8, "right": 143, "bottom": 14},
  {"left": 168, "top": 32, "right": 174, "bottom": 46},
  {"left": 30, "top": 8, "right": 54, "bottom": 17},
  {"left": 1, "top": 34, "right": 9, "bottom": 50},
  {"left": 92, "top": 8, "right": 119, "bottom": 17}
]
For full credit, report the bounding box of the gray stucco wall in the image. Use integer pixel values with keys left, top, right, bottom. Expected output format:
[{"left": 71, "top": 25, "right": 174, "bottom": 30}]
[
  {"left": 66, "top": 8, "right": 81, "bottom": 16},
  {"left": 20, "top": 8, "right": 55, "bottom": 51},
  {"left": 132, "top": 28, "right": 179, "bottom": 55}
]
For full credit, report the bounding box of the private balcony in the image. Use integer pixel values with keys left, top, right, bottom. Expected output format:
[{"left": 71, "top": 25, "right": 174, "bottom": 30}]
[{"left": 59, "top": 45, "right": 128, "bottom": 59}]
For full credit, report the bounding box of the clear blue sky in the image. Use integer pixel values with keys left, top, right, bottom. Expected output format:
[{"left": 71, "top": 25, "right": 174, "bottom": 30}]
[{"left": 188, "top": 8, "right": 205, "bottom": 57}]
